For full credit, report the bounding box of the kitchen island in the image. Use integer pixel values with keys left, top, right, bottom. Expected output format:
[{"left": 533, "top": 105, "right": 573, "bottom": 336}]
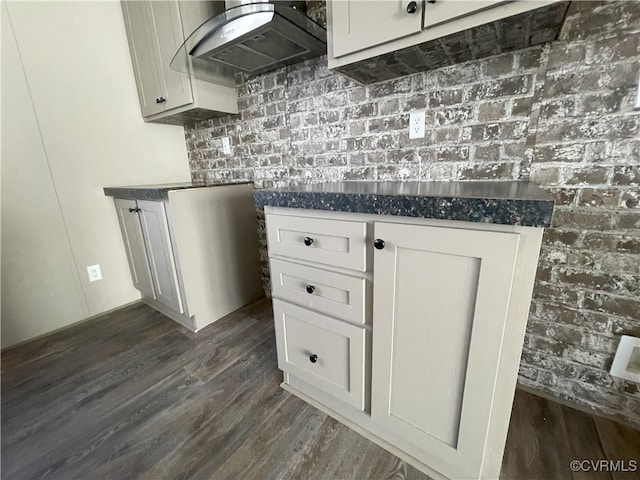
[{"left": 255, "top": 181, "right": 554, "bottom": 480}]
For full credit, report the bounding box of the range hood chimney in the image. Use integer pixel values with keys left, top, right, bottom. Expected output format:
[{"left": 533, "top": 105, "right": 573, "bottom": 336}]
[{"left": 171, "top": 0, "right": 326, "bottom": 80}]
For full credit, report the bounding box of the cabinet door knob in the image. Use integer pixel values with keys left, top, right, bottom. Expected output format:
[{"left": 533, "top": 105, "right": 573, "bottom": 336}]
[
  {"left": 309, "top": 354, "right": 318, "bottom": 363},
  {"left": 306, "top": 285, "right": 316, "bottom": 294},
  {"left": 158, "top": 97, "right": 166, "bottom": 103},
  {"left": 374, "top": 239, "right": 385, "bottom": 250},
  {"left": 303, "top": 236, "right": 314, "bottom": 246},
  {"left": 128, "top": 207, "right": 135, "bottom": 213},
  {"left": 406, "top": 1, "right": 418, "bottom": 13}
]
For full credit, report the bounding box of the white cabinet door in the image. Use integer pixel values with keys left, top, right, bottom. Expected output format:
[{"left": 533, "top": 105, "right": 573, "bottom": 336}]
[
  {"left": 329, "top": 0, "right": 423, "bottom": 58},
  {"left": 424, "top": 0, "right": 506, "bottom": 28},
  {"left": 121, "top": 0, "right": 165, "bottom": 117},
  {"left": 137, "top": 200, "right": 184, "bottom": 314},
  {"left": 150, "top": 0, "right": 193, "bottom": 111},
  {"left": 114, "top": 198, "right": 156, "bottom": 299},
  {"left": 371, "top": 222, "right": 519, "bottom": 479}
]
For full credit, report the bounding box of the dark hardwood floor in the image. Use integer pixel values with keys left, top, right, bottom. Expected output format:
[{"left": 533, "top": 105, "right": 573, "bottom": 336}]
[{"left": 2, "top": 299, "right": 638, "bottom": 480}]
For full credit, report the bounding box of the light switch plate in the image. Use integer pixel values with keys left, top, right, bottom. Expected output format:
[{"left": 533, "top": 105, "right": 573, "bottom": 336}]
[
  {"left": 409, "top": 111, "right": 426, "bottom": 139},
  {"left": 222, "top": 136, "right": 231, "bottom": 155}
]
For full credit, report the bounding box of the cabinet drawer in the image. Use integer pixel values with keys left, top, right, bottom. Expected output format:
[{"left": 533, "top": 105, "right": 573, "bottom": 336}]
[
  {"left": 266, "top": 214, "right": 368, "bottom": 271},
  {"left": 273, "top": 299, "right": 367, "bottom": 410},
  {"left": 271, "top": 259, "right": 370, "bottom": 325}
]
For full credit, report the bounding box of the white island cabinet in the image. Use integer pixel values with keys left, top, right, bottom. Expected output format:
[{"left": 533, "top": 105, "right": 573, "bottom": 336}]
[
  {"left": 258, "top": 181, "right": 553, "bottom": 480},
  {"left": 107, "top": 183, "right": 263, "bottom": 331}
]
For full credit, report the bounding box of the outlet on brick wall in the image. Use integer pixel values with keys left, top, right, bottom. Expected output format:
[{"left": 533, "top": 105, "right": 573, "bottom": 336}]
[{"left": 409, "top": 111, "right": 426, "bottom": 139}]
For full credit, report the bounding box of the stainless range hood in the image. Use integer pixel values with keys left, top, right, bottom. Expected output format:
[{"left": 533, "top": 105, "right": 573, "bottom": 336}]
[{"left": 171, "top": 0, "right": 326, "bottom": 79}]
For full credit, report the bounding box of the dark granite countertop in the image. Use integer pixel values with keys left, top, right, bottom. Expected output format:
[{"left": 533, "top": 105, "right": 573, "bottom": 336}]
[
  {"left": 104, "top": 181, "right": 252, "bottom": 201},
  {"left": 253, "top": 181, "right": 554, "bottom": 227}
]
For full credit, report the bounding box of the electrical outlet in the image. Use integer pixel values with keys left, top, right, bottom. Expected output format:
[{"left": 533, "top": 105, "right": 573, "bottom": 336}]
[
  {"left": 87, "top": 264, "right": 102, "bottom": 282},
  {"left": 221, "top": 136, "right": 231, "bottom": 155},
  {"left": 409, "top": 111, "right": 426, "bottom": 139}
]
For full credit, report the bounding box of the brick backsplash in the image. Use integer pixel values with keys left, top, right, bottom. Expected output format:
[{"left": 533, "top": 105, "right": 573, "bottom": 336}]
[{"left": 185, "top": 1, "right": 640, "bottom": 426}]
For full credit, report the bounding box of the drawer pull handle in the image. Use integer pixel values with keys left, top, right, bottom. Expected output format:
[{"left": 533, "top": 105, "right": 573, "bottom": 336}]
[
  {"left": 303, "top": 236, "right": 314, "bottom": 246},
  {"left": 306, "top": 284, "right": 316, "bottom": 294},
  {"left": 406, "top": 1, "right": 418, "bottom": 13},
  {"left": 309, "top": 354, "right": 318, "bottom": 363},
  {"left": 374, "top": 238, "right": 385, "bottom": 250}
]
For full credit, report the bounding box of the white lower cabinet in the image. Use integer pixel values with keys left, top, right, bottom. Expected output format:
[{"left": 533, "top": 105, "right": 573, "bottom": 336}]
[
  {"left": 265, "top": 207, "right": 544, "bottom": 480},
  {"left": 137, "top": 200, "right": 184, "bottom": 314},
  {"left": 114, "top": 199, "right": 155, "bottom": 299},
  {"left": 116, "top": 197, "right": 187, "bottom": 321},
  {"left": 111, "top": 184, "right": 263, "bottom": 331}
]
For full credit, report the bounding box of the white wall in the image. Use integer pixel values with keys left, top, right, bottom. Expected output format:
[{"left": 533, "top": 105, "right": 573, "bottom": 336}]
[
  {"left": 1, "top": 4, "right": 90, "bottom": 345},
  {"left": 1, "top": 1, "right": 192, "bottom": 348}
]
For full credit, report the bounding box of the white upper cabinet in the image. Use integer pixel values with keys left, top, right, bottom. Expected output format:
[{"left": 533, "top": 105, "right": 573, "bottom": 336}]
[
  {"left": 423, "top": 0, "right": 506, "bottom": 28},
  {"left": 147, "top": 0, "right": 193, "bottom": 113},
  {"left": 327, "top": 0, "right": 561, "bottom": 75},
  {"left": 329, "top": 0, "right": 423, "bottom": 58},
  {"left": 121, "top": 0, "right": 238, "bottom": 125},
  {"left": 121, "top": 0, "right": 165, "bottom": 117},
  {"left": 370, "top": 222, "right": 519, "bottom": 479}
]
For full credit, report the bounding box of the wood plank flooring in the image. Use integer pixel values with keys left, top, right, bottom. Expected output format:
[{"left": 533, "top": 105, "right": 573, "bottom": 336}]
[{"left": 2, "top": 299, "right": 638, "bottom": 480}]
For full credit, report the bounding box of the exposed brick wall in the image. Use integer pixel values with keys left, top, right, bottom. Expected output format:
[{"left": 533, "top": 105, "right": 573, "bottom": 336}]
[
  {"left": 523, "top": 1, "right": 640, "bottom": 425},
  {"left": 184, "top": 1, "right": 640, "bottom": 426}
]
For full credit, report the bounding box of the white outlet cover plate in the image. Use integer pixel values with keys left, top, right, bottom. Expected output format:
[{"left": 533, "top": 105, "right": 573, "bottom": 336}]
[
  {"left": 87, "top": 264, "right": 102, "bottom": 282},
  {"left": 222, "top": 136, "right": 231, "bottom": 155},
  {"left": 610, "top": 335, "right": 640, "bottom": 383},
  {"left": 409, "top": 111, "right": 426, "bottom": 139}
]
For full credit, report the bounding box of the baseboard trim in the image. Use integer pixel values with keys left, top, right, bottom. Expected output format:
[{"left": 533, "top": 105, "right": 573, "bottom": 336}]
[{"left": 1, "top": 299, "right": 143, "bottom": 352}]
